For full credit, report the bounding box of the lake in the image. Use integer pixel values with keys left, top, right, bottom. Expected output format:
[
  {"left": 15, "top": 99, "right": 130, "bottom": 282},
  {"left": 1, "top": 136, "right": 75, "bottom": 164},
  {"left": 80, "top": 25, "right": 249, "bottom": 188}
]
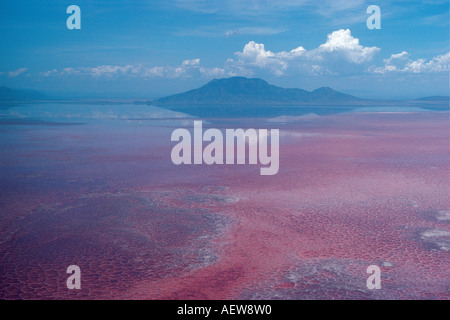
[{"left": 0, "top": 102, "right": 448, "bottom": 299}]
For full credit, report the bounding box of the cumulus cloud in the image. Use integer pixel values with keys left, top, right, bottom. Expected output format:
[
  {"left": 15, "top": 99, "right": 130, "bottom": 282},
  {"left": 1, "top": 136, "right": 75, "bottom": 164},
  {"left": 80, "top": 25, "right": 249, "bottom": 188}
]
[
  {"left": 234, "top": 41, "right": 287, "bottom": 75},
  {"left": 36, "top": 28, "right": 448, "bottom": 81},
  {"left": 8, "top": 68, "right": 28, "bottom": 77},
  {"left": 230, "top": 40, "right": 309, "bottom": 75},
  {"left": 371, "top": 51, "right": 450, "bottom": 74},
  {"left": 314, "top": 29, "right": 380, "bottom": 63},
  {"left": 227, "top": 29, "right": 378, "bottom": 76},
  {"left": 38, "top": 29, "right": 381, "bottom": 79}
]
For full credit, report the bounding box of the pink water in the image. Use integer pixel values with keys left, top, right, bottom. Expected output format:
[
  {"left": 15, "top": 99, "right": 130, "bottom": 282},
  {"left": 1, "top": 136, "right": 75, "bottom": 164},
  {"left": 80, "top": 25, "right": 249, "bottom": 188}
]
[{"left": 0, "top": 109, "right": 448, "bottom": 299}]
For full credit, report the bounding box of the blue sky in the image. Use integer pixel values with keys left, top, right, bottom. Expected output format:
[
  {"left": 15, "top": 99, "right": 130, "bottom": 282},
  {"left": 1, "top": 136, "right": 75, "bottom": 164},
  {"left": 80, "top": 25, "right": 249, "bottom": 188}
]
[{"left": 0, "top": 0, "right": 449, "bottom": 99}]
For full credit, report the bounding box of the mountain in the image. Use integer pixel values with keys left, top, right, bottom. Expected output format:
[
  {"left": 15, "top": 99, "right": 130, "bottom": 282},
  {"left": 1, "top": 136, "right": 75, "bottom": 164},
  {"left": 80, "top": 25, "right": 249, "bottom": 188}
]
[
  {"left": 412, "top": 96, "right": 449, "bottom": 102},
  {"left": 0, "top": 87, "right": 46, "bottom": 101},
  {"left": 149, "top": 77, "right": 362, "bottom": 106}
]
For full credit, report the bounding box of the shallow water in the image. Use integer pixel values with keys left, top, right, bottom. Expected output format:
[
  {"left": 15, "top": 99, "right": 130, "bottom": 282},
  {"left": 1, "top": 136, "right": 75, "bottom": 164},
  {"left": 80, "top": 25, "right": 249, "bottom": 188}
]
[{"left": 0, "top": 102, "right": 448, "bottom": 299}]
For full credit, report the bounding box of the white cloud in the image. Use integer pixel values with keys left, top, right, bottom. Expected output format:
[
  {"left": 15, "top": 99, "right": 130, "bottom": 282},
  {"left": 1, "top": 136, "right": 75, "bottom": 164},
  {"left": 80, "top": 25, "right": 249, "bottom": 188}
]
[
  {"left": 39, "top": 29, "right": 382, "bottom": 79},
  {"left": 199, "top": 67, "right": 230, "bottom": 77},
  {"left": 142, "top": 66, "right": 165, "bottom": 77},
  {"left": 314, "top": 29, "right": 380, "bottom": 63},
  {"left": 88, "top": 65, "right": 135, "bottom": 77},
  {"left": 230, "top": 41, "right": 309, "bottom": 75},
  {"left": 8, "top": 68, "right": 28, "bottom": 77},
  {"left": 371, "top": 51, "right": 450, "bottom": 74},
  {"left": 41, "top": 59, "right": 207, "bottom": 79},
  {"left": 45, "top": 65, "right": 137, "bottom": 77},
  {"left": 41, "top": 69, "right": 58, "bottom": 77},
  {"left": 36, "top": 28, "right": 448, "bottom": 81},
  {"left": 182, "top": 58, "right": 200, "bottom": 67},
  {"left": 227, "top": 29, "right": 378, "bottom": 76},
  {"left": 234, "top": 41, "right": 288, "bottom": 75},
  {"left": 407, "top": 52, "right": 450, "bottom": 73}
]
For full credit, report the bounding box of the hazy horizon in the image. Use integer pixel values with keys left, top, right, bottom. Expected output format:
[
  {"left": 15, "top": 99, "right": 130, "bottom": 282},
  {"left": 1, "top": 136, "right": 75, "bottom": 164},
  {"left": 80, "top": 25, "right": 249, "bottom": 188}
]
[{"left": 2, "top": 76, "right": 450, "bottom": 101}]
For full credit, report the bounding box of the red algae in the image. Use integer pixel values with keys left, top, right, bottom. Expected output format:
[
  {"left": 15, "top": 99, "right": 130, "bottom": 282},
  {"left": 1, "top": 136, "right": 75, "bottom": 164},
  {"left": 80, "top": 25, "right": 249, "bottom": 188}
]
[{"left": 0, "top": 112, "right": 448, "bottom": 299}]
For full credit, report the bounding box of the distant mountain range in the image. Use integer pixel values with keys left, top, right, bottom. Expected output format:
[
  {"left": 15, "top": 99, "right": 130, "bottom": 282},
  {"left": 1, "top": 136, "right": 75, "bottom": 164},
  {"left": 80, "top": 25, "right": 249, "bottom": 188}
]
[
  {"left": 150, "top": 77, "right": 363, "bottom": 106},
  {"left": 1, "top": 78, "right": 447, "bottom": 118},
  {"left": 0, "top": 86, "right": 46, "bottom": 101},
  {"left": 146, "top": 77, "right": 448, "bottom": 117}
]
